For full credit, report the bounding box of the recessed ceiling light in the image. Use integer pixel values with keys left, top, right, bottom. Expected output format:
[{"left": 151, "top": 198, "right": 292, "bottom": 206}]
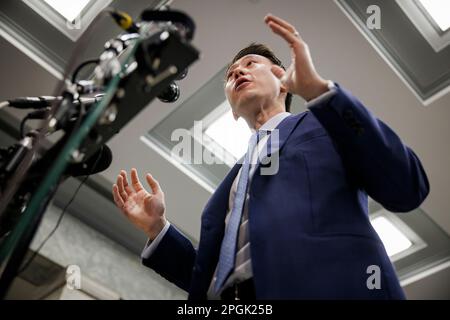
[
  {"left": 43, "top": 0, "right": 90, "bottom": 22},
  {"left": 23, "top": 0, "right": 112, "bottom": 41},
  {"left": 417, "top": 0, "right": 450, "bottom": 31},
  {"left": 204, "top": 104, "right": 251, "bottom": 159},
  {"left": 371, "top": 216, "right": 413, "bottom": 257}
]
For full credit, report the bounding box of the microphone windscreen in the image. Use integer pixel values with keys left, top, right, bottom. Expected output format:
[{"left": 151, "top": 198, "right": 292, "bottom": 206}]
[
  {"left": 157, "top": 82, "right": 180, "bottom": 103},
  {"left": 66, "top": 145, "right": 112, "bottom": 177}
]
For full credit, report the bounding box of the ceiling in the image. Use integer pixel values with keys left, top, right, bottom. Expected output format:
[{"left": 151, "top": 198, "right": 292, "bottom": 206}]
[
  {"left": 0, "top": 0, "right": 449, "bottom": 299},
  {"left": 337, "top": 0, "right": 450, "bottom": 103}
]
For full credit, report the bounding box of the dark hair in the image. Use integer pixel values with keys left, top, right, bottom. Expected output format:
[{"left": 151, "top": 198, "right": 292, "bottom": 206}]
[{"left": 227, "top": 43, "right": 293, "bottom": 112}]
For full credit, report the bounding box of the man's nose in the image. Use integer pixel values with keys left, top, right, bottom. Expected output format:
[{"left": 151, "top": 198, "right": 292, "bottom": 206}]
[{"left": 233, "top": 68, "right": 247, "bottom": 80}]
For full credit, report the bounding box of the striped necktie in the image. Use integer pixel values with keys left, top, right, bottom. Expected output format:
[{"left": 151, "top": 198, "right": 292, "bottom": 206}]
[
  {"left": 233, "top": 129, "right": 271, "bottom": 275},
  {"left": 214, "top": 130, "right": 266, "bottom": 294}
]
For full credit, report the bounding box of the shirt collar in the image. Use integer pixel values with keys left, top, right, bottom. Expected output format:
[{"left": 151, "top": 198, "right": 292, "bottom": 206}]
[{"left": 256, "top": 111, "right": 291, "bottom": 132}]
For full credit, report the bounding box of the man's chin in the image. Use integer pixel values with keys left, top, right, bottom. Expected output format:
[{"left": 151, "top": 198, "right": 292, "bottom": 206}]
[{"left": 235, "top": 91, "right": 257, "bottom": 105}]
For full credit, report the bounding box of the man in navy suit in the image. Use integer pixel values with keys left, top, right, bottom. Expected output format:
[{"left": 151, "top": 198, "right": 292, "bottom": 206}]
[{"left": 112, "top": 14, "right": 429, "bottom": 299}]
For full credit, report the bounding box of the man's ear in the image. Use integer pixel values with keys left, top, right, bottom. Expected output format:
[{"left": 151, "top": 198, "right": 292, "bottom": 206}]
[
  {"left": 279, "top": 82, "right": 288, "bottom": 95},
  {"left": 272, "top": 65, "right": 288, "bottom": 94},
  {"left": 232, "top": 110, "right": 239, "bottom": 121}
]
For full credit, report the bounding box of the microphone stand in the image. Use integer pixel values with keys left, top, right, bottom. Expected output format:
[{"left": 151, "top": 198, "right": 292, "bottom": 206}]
[{"left": 0, "top": 8, "right": 199, "bottom": 298}]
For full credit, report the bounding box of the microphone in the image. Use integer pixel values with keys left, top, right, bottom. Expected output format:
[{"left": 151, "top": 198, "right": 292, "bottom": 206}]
[
  {"left": 65, "top": 145, "right": 112, "bottom": 177},
  {"left": 109, "top": 10, "right": 139, "bottom": 33},
  {"left": 6, "top": 96, "right": 101, "bottom": 109},
  {"left": 157, "top": 82, "right": 180, "bottom": 103},
  {"left": 6, "top": 87, "right": 180, "bottom": 107},
  {"left": 6, "top": 96, "right": 61, "bottom": 109}
]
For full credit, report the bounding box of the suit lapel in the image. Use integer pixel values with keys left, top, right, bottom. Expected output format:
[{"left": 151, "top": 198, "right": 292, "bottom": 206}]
[
  {"left": 202, "top": 112, "right": 309, "bottom": 223},
  {"left": 255, "top": 111, "right": 309, "bottom": 173},
  {"left": 201, "top": 162, "right": 241, "bottom": 227},
  {"left": 203, "top": 112, "right": 309, "bottom": 220}
]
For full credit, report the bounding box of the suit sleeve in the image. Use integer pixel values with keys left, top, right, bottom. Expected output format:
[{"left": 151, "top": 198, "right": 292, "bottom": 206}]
[
  {"left": 141, "top": 224, "right": 196, "bottom": 292},
  {"left": 308, "top": 83, "right": 430, "bottom": 212}
]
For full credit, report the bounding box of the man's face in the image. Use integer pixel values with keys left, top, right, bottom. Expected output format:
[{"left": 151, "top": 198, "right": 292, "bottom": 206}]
[{"left": 224, "top": 54, "right": 285, "bottom": 120}]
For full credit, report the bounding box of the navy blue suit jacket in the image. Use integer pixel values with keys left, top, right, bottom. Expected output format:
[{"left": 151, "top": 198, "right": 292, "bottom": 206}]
[{"left": 142, "top": 84, "right": 429, "bottom": 299}]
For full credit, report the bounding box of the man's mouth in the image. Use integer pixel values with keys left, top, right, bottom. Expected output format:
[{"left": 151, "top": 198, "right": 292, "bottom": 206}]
[{"left": 235, "top": 78, "right": 251, "bottom": 91}]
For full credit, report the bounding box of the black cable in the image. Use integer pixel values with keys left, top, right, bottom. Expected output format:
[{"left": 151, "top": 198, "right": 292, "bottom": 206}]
[
  {"left": 19, "top": 115, "right": 30, "bottom": 139},
  {"left": 19, "top": 109, "right": 52, "bottom": 138},
  {"left": 18, "top": 144, "right": 104, "bottom": 274},
  {"left": 17, "top": 103, "right": 92, "bottom": 274},
  {"left": 40, "top": 10, "right": 109, "bottom": 138},
  {"left": 18, "top": 102, "right": 87, "bottom": 272},
  {"left": 71, "top": 59, "right": 100, "bottom": 83}
]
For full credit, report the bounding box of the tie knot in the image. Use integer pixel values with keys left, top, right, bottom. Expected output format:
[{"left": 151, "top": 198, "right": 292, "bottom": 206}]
[{"left": 245, "top": 130, "right": 271, "bottom": 160}]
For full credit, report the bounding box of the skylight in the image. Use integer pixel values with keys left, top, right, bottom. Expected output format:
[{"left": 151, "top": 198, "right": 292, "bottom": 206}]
[
  {"left": 418, "top": 0, "right": 450, "bottom": 32},
  {"left": 371, "top": 216, "right": 413, "bottom": 257},
  {"left": 43, "top": 0, "right": 90, "bottom": 22},
  {"left": 23, "top": 0, "right": 112, "bottom": 41},
  {"left": 204, "top": 104, "right": 251, "bottom": 160}
]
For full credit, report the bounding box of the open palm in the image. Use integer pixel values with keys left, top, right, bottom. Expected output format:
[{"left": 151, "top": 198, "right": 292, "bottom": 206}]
[{"left": 112, "top": 168, "right": 166, "bottom": 239}]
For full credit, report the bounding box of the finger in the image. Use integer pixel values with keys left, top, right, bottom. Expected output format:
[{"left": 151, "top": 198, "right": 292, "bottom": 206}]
[
  {"left": 283, "top": 64, "right": 296, "bottom": 82},
  {"left": 271, "top": 65, "right": 285, "bottom": 79},
  {"left": 117, "top": 175, "right": 129, "bottom": 201},
  {"left": 112, "top": 184, "right": 125, "bottom": 211},
  {"left": 116, "top": 175, "right": 126, "bottom": 202},
  {"left": 267, "top": 21, "right": 300, "bottom": 46},
  {"left": 146, "top": 173, "right": 160, "bottom": 194},
  {"left": 120, "top": 170, "right": 133, "bottom": 196},
  {"left": 264, "top": 14, "right": 296, "bottom": 34},
  {"left": 130, "top": 168, "right": 144, "bottom": 192}
]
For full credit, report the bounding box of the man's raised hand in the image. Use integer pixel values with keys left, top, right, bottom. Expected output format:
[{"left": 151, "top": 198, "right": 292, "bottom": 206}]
[
  {"left": 264, "top": 13, "right": 330, "bottom": 101},
  {"left": 112, "top": 168, "right": 167, "bottom": 240}
]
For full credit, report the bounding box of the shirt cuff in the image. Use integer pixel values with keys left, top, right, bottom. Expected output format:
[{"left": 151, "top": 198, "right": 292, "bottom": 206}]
[
  {"left": 140, "top": 220, "right": 171, "bottom": 259},
  {"left": 305, "top": 80, "right": 337, "bottom": 108}
]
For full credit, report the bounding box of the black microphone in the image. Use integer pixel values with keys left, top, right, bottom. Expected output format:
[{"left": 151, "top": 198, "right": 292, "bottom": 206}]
[
  {"left": 6, "top": 96, "right": 61, "bottom": 109},
  {"left": 6, "top": 96, "right": 101, "bottom": 109},
  {"left": 65, "top": 145, "right": 112, "bottom": 177},
  {"left": 157, "top": 82, "right": 180, "bottom": 103}
]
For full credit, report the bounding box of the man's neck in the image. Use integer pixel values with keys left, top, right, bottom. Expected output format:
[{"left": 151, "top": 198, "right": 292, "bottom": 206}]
[{"left": 251, "top": 106, "right": 286, "bottom": 130}]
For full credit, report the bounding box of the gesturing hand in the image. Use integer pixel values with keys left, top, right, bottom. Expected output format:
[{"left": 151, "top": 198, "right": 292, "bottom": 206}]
[
  {"left": 112, "top": 168, "right": 166, "bottom": 240},
  {"left": 264, "top": 14, "right": 330, "bottom": 101}
]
